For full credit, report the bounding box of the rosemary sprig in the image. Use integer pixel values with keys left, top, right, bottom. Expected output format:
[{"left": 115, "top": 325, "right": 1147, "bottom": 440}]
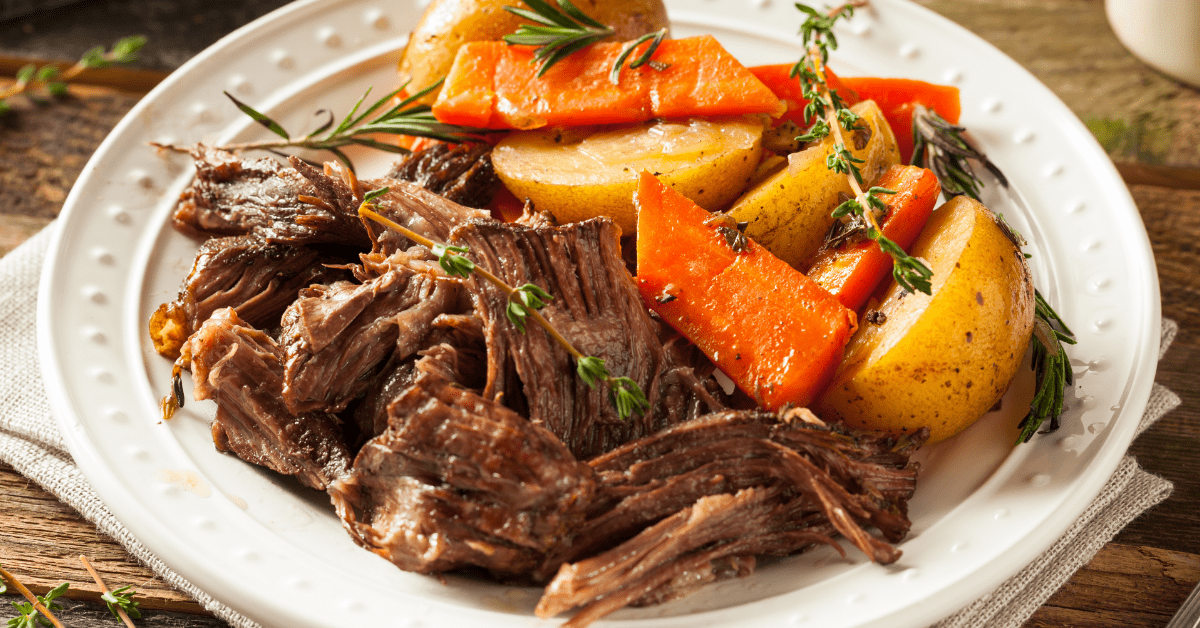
[
  {"left": 503, "top": 0, "right": 667, "bottom": 82},
  {"left": 0, "top": 563, "right": 67, "bottom": 628},
  {"left": 152, "top": 80, "right": 487, "bottom": 172},
  {"left": 357, "top": 188, "right": 649, "bottom": 419},
  {"left": 0, "top": 36, "right": 146, "bottom": 114},
  {"left": 792, "top": 1, "right": 933, "bottom": 295},
  {"left": 911, "top": 104, "right": 1007, "bottom": 201},
  {"left": 1015, "top": 290, "right": 1077, "bottom": 444}
]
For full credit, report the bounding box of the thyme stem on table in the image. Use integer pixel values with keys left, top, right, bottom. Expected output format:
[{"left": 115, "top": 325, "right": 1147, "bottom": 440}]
[
  {"left": 0, "top": 35, "right": 146, "bottom": 115},
  {"left": 356, "top": 189, "right": 649, "bottom": 420},
  {"left": 0, "top": 563, "right": 67, "bottom": 628},
  {"left": 79, "top": 555, "right": 141, "bottom": 628}
]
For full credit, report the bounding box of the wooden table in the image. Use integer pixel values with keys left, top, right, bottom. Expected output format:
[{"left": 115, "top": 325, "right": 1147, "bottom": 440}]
[{"left": 2, "top": 1, "right": 1198, "bottom": 626}]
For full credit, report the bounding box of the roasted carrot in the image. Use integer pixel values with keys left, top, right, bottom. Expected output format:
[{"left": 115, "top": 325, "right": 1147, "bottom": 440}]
[
  {"left": 806, "top": 165, "right": 941, "bottom": 312},
  {"left": 838, "top": 77, "right": 960, "bottom": 162},
  {"left": 432, "top": 36, "right": 786, "bottom": 130},
  {"left": 635, "top": 171, "right": 855, "bottom": 409},
  {"left": 748, "top": 64, "right": 859, "bottom": 129}
]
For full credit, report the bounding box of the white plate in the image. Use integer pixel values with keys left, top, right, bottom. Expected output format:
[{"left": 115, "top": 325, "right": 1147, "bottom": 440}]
[{"left": 38, "top": 1, "right": 1160, "bottom": 626}]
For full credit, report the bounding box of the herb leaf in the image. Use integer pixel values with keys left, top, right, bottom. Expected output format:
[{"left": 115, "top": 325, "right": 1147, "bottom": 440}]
[
  {"left": 1016, "top": 290, "right": 1077, "bottom": 443},
  {"left": 504, "top": 0, "right": 615, "bottom": 77}
]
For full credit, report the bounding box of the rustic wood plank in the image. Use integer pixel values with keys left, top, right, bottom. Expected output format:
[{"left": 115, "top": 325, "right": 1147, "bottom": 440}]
[
  {"left": 0, "top": 79, "right": 141, "bottom": 221},
  {"left": 1024, "top": 544, "right": 1200, "bottom": 627},
  {"left": 0, "top": 462, "right": 205, "bottom": 614}
]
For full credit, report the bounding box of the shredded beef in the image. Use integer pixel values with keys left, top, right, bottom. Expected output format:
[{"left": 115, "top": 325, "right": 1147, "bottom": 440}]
[
  {"left": 177, "top": 234, "right": 349, "bottom": 333},
  {"left": 534, "top": 410, "right": 925, "bottom": 627},
  {"left": 386, "top": 142, "right": 501, "bottom": 208},
  {"left": 184, "top": 308, "right": 350, "bottom": 491},
  {"left": 329, "top": 359, "right": 595, "bottom": 577},
  {"left": 454, "top": 217, "right": 721, "bottom": 459},
  {"left": 279, "top": 260, "right": 462, "bottom": 415}
]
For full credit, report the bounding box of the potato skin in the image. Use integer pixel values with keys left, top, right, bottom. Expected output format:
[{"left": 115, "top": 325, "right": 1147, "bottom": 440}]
[
  {"left": 492, "top": 117, "right": 764, "bottom": 234},
  {"left": 814, "top": 195, "right": 1035, "bottom": 443},
  {"left": 398, "top": 0, "right": 670, "bottom": 105},
  {"left": 727, "top": 100, "right": 900, "bottom": 270}
]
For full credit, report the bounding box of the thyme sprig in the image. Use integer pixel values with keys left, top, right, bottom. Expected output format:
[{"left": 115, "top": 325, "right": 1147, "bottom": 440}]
[
  {"left": 1016, "top": 290, "right": 1077, "bottom": 444},
  {"left": 151, "top": 80, "right": 488, "bottom": 172},
  {"left": 357, "top": 188, "right": 649, "bottom": 420},
  {"left": 80, "top": 555, "right": 140, "bottom": 628},
  {"left": 0, "top": 563, "right": 66, "bottom": 628},
  {"left": 503, "top": 0, "right": 667, "bottom": 82},
  {"left": 793, "top": 1, "right": 933, "bottom": 295},
  {"left": 911, "top": 104, "right": 1007, "bottom": 201},
  {"left": 0, "top": 35, "right": 146, "bottom": 114}
]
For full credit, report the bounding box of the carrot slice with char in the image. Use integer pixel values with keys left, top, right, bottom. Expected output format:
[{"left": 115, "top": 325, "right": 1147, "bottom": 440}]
[
  {"left": 433, "top": 36, "right": 786, "bottom": 130},
  {"left": 635, "top": 171, "right": 855, "bottom": 409},
  {"left": 806, "top": 165, "right": 941, "bottom": 313}
]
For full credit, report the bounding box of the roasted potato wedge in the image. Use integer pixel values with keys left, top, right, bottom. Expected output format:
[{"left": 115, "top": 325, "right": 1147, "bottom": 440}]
[
  {"left": 815, "top": 195, "right": 1036, "bottom": 443},
  {"left": 492, "top": 116, "right": 765, "bottom": 234},
  {"left": 726, "top": 99, "right": 900, "bottom": 270},
  {"left": 398, "top": 0, "right": 670, "bottom": 105}
]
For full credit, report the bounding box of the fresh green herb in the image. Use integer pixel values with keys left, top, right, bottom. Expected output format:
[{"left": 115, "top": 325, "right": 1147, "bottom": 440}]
[
  {"left": 792, "top": 1, "right": 933, "bottom": 295},
  {"left": 152, "top": 81, "right": 488, "bottom": 172},
  {"left": 610, "top": 27, "right": 670, "bottom": 84},
  {"left": 356, "top": 192, "right": 649, "bottom": 420},
  {"left": 503, "top": 0, "right": 667, "bottom": 82},
  {"left": 1016, "top": 290, "right": 1077, "bottom": 443},
  {"left": 910, "top": 104, "right": 1007, "bottom": 201},
  {"left": 79, "top": 554, "right": 139, "bottom": 627},
  {"left": 0, "top": 36, "right": 146, "bottom": 112},
  {"left": 101, "top": 586, "right": 141, "bottom": 623},
  {"left": 0, "top": 564, "right": 66, "bottom": 628},
  {"left": 504, "top": 0, "right": 614, "bottom": 76}
]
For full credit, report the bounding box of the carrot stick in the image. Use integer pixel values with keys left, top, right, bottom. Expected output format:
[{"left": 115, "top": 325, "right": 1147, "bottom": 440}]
[
  {"left": 433, "top": 36, "right": 786, "bottom": 130},
  {"left": 806, "top": 165, "right": 941, "bottom": 312},
  {"left": 635, "top": 171, "right": 855, "bottom": 409}
]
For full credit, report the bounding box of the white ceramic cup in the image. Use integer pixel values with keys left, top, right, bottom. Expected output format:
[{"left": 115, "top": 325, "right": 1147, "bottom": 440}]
[{"left": 1105, "top": 0, "right": 1200, "bottom": 88}]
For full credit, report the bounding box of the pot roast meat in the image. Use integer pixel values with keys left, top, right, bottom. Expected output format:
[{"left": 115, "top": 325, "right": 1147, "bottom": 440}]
[
  {"left": 535, "top": 410, "right": 924, "bottom": 627},
  {"left": 171, "top": 147, "right": 370, "bottom": 247},
  {"left": 177, "top": 235, "right": 351, "bottom": 331},
  {"left": 184, "top": 308, "right": 350, "bottom": 491},
  {"left": 328, "top": 356, "right": 595, "bottom": 577},
  {"left": 385, "top": 142, "right": 501, "bottom": 209},
  {"left": 171, "top": 147, "right": 491, "bottom": 253},
  {"left": 279, "top": 259, "right": 462, "bottom": 415},
  {"left": 454, "top": 217, "right": 706, "bottom": 459}
]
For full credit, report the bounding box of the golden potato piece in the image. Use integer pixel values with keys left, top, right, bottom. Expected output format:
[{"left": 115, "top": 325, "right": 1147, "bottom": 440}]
[
  {"left": 726, "top": 100, "right": 900, "bottom": 270},
  {"left": 492, "top": 117, "right": 765, "bottom": 234},
  {"left": 398, "top": 0, "right": 670, "bottom": 105},
  {"left": 815, "top": 195, "right": 1035, "bottom": 443}
]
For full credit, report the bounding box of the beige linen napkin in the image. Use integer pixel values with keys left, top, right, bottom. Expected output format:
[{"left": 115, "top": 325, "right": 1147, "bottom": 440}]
[{"left": 0, "top": 223, "right": 1179, "bottom": 628}]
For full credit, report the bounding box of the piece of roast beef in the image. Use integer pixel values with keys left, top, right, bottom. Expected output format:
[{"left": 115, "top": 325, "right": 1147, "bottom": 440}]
[
  {"left": 184, "top": 308, "right": 350, "bottom": 491},
  {"left": 278, "top": 257, "right": 463, "bottom": 415},
  {"left": 172, "top": 147, "right": 491, "bottom": 253},
  {"left": 171, "top": 147, "right": 370, "bottom": 246},
  {"left": 328, "top": 359, "right": 595, "bottom": 577},
  {"left": 454, "top": 217, "right": 719, "bottom": 459},
  {"left": 385, "top": 142, "right": 501, "bottom": 209},
  {"left": 535, "top": 410, "right": 924, "bottom": 627}
]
